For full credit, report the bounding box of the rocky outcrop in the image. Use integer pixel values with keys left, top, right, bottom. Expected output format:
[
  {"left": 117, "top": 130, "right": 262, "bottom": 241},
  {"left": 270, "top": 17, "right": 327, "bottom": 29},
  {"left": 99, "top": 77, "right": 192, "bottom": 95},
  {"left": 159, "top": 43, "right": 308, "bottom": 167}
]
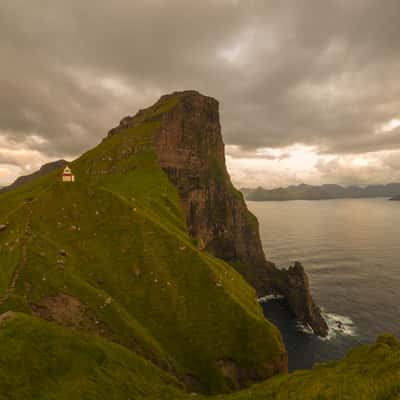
[
  {"left": 272, "top": 262, "right": 328, "bottom": 336},
  {"left": 216, "top": 353, "right": 288, "bottom": 391},
  {"left": 109, "top": 90, "right": 328, "bottom": 337}
]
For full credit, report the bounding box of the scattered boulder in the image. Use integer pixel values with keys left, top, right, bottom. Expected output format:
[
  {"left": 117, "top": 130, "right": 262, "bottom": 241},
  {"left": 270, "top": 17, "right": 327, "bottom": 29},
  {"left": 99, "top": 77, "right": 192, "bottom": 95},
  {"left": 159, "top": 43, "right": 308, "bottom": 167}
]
[{"left": 0, "top": 224, "right": 7, "bottom": 232}]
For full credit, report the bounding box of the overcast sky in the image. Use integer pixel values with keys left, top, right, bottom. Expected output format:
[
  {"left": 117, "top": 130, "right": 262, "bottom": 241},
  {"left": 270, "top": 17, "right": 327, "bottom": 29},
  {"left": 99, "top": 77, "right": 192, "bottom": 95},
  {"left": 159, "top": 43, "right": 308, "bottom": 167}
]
[{"left": 1, "top": 0, "right": 400, "bottom": 188}]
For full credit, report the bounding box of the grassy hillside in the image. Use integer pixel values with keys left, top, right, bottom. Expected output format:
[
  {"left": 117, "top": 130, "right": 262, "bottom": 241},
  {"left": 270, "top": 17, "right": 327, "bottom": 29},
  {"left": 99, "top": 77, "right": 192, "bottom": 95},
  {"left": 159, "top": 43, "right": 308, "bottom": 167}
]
[
  {"left": 218, "top": 334, "right": 400, "bottom": 400},
  {"left": 0, "top": 313, "right": 399, "bottom": 399},
  {"left": 0, "top": 99, "right": 285, "bottom": 394},
  {"left": 0, "top": 312, "right": 183, "bottom": 400}
]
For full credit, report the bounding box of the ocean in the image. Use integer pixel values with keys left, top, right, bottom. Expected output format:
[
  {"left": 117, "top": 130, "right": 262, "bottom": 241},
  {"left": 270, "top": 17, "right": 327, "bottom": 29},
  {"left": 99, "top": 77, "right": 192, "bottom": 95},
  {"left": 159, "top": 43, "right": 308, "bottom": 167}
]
[{"left": 247, "top": 198, "right": 400, "bottom": 371}]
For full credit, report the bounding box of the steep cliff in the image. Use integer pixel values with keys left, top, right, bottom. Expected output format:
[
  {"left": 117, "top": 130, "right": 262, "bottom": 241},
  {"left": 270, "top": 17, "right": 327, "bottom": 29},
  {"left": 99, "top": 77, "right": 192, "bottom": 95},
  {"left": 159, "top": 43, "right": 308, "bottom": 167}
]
[
  {"left": 109, "top": 90, "right": 328, "bottom": 336},
  {"left": 0, "top": 92, "right": 288, "bottom": 394}
]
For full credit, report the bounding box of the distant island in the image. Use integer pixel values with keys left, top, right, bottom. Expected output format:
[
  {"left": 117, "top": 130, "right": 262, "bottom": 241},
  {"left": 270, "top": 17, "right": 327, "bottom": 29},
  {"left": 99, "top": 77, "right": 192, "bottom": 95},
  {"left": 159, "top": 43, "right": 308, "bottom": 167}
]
[{"left": 243, "top": 183, "right": 400, "bottom": 201}]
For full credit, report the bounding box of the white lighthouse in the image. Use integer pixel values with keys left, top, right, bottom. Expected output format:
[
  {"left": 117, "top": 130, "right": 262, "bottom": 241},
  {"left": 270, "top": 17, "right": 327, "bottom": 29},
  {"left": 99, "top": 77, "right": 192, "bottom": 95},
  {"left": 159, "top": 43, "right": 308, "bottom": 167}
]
[{"left": 62, "top": 166, "right": 75, "bottom": 182}]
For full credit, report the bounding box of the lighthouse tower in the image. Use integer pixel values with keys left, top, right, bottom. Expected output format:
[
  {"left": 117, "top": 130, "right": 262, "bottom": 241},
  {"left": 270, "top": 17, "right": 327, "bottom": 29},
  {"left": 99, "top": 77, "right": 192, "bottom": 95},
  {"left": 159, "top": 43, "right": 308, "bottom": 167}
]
[{"left": 62, "top": 166, "right": 75, "bottom": 182}]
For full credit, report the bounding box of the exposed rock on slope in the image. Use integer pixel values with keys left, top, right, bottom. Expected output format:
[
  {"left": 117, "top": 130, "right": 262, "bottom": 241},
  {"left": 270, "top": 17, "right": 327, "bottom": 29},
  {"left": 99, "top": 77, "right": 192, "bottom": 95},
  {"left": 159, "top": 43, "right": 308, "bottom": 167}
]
[
  {"left": 273, "top": 262, "right": 327, "bottom": 335},
  {"left": 109, "top": 90, "right": 328, "bottom": 337}
]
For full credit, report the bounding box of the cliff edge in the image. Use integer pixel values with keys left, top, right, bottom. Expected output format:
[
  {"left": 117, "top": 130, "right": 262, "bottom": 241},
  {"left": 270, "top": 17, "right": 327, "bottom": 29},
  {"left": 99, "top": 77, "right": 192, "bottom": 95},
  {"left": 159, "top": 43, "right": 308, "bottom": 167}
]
[{"left": 109, "top": 90, "right": 328, "bottom": 337}]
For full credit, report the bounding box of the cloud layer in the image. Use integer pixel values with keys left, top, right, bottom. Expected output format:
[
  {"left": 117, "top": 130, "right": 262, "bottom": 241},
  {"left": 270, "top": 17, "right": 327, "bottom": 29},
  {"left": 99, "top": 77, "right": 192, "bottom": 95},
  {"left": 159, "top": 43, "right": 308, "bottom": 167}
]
[{"left": 1, "top": 0, "right": 400, "bottom": 186}]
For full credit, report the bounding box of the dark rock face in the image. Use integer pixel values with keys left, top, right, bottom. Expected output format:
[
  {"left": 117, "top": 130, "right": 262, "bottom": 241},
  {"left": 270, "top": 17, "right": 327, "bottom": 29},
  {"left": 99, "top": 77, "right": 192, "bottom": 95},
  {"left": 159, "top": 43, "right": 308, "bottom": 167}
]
[
  {"left": 153, "top": 92, "right": 267, "bottom": 267},
  {"left": 216, "top": 353, "right": 288, "bottom": 391},
  {"left": 272, "top": 262, "right": 328, "bottom": 337},
  {"left": 109, "top": 90, "right": 328, "bottom": 337}
]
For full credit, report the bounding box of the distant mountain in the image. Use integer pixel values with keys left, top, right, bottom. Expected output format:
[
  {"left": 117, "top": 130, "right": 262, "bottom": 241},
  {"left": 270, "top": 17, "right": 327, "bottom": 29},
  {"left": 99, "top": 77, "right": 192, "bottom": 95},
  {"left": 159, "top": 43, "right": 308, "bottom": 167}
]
[
  {"left": 244, "top": 183, "right": 400, "bottom": 201},
  {"left": 0, "top": 160, "right": 67, "bottom": 194}
]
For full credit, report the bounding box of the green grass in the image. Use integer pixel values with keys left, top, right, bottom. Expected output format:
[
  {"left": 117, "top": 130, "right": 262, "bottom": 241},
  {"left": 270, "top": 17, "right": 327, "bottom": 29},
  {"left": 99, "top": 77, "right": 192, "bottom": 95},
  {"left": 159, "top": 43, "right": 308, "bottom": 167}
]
[
  {"left": 0, "top": 101, "right": 285, "bottom": 394},
  {"left": 213, "top": 334, "right": 400, "bottom": 400},
  {"left": 0, "top": 313, "right": 184, "bottom": 400},
  {"left": 0, "top": 313, "right": 399, "bottom": 400}
]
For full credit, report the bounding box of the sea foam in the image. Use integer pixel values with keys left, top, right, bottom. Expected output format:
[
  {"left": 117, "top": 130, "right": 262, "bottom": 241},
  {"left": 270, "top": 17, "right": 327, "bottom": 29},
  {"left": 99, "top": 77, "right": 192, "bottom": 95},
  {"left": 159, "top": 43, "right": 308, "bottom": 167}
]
[
  {"left": 320, "top": 310, "right": 357, "bottom": 340},
  {"left": 257, "top": 294, "right": 285, "bottom": 303}
]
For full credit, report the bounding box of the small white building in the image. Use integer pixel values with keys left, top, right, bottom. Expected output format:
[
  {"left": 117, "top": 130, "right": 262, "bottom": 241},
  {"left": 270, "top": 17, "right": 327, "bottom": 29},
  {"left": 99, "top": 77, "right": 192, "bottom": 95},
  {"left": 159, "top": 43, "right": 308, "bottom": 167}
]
[{"left": 62, "top": 166, "right": 75, "bottom": 182}]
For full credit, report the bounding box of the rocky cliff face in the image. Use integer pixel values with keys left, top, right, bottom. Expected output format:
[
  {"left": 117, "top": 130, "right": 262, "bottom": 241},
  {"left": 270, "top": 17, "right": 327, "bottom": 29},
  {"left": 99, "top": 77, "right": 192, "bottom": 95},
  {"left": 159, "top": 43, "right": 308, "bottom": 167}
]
[
  {"left": 272, "top": 262, "right": 328, "bottom": 335},
  {"left": 109, "top": 90, "right": 328, "bottom": 337}
]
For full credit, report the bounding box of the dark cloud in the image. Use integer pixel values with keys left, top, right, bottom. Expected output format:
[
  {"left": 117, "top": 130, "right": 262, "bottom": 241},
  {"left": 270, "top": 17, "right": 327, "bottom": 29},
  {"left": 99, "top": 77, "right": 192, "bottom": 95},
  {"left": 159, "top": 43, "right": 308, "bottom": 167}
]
[{"left": 1, "top": 0, "right": 400, "bottom": 185}]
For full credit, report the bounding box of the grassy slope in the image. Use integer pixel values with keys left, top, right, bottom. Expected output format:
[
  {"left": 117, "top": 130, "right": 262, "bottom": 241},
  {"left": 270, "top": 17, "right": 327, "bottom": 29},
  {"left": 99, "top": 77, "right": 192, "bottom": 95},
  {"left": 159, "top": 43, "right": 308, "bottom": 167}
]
[
  {"left": 218, "top": 334, "right": 400, "bottom": 400},
  {"left": 1, "top": 313, "right": 399, "bottom": 400},
  {"left": 0, "top": 101, "right": 284, "bottom": 394},
  {"left": 0, "top": 313, "right": 183, "bottom": 400}
]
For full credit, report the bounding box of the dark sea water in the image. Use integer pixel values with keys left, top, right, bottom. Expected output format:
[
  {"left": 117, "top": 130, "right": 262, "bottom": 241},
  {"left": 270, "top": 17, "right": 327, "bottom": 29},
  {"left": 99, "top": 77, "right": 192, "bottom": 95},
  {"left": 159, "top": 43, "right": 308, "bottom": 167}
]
[{"left": 247, "top": 198, "right": 400, "bottom": 371}]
